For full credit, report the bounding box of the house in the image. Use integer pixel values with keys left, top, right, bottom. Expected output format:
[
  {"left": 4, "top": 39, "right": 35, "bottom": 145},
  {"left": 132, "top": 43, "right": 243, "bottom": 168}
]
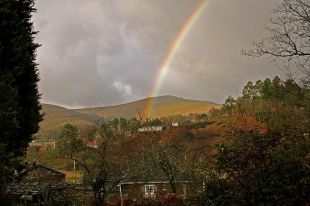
[
  {"left": 172, "top": 122, "right": 179, "bottom": 127},
  {"left": 51, "top": 184, "right": 93, "bottom": 205},
  {"left": 29, "top": 139, "right": 56, "bottom": 152},
  {"left": 20, "top": 163, "right": 65, "bottom": 184},
  {"left": 118, "top": 180, "right": 188, "bottom": 201},
  {"left": 138, "top": 126, "right": 163, "bottom": 132},
  {"left": 82, "top": 138, "right": 99, "bottom": 148}
]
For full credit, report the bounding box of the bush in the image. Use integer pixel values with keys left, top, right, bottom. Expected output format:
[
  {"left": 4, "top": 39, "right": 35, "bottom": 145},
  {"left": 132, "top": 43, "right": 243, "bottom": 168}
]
[
  {"left": 115, "top": 198, "right": 134, "bottom": 206},
  {"left": 115, "top": 198, "right": 161, "bottom": 206},
  {"left": 136, "top": 198, "right": 161, "bottom": 206},
  {"left": 160, "top": 193, "right": 184, "bottom": 206},
  {"left": 184, "top": 131, "right": 195, "bottom": 140}
]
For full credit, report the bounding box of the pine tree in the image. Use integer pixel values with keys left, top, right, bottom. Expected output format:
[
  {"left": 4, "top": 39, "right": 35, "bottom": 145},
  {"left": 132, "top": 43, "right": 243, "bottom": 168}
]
[{"left": 0, "top": 0, "right": 42, "bottom": 197}]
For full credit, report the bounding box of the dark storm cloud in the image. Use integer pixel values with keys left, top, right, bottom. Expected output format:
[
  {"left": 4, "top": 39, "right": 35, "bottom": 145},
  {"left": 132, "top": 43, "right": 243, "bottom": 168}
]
[{"left": 33, "top": 0, "right": 282, "bottom": 108}]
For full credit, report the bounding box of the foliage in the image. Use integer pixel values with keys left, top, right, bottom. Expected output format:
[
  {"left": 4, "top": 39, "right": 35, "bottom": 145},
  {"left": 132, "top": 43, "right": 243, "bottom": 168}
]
[
  {"left": 57, "top": 122, "right": 133, "bottom": 206},
  {"left": 136, "top": 135, "right": 184, "bottom": 193},
  {"left": 160, "top": 193, "right": 185, "bottom": 206},
  {"left": 96, "top": 117, "right": 142, "bottom": 134},
  {"left": 0, "top": 0, "right": 42, "bottom": 197},
  {"left": 219, "top": 76, "right": 310, "bottom": 132},
  {"left": 134, "top": 129, "right": 205, "bottom": 194},
  {"left": 127, "top": 118, "right": 142, "bottom": 133},
  {"left": 57, "top": 124, "right": 82, "bottom": 158},
  {"left": 201, "top": 130, "right": 310, "bottom": 205},
  {"left": 196, "top": 113, "right": 208, "bottom": 121},
  {"left": 198, "top": 76, "right": 310, "bottom": 205},
  {"left": 134, "top": 198, "right": 161, "bottom": 206},
  {"left": 143, "top": 118, "right": 163, "bottom": 127}
]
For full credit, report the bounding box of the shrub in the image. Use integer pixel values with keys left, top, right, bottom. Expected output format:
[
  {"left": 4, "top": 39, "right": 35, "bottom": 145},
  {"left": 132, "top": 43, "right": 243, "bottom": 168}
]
[{"left": 161, "top": 193, "right": 184, "bottom": 206}]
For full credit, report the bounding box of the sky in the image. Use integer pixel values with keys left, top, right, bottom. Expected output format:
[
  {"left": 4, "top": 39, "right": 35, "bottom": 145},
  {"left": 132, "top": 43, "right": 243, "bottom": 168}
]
[{"left": 33, "top": 0, "right": 282, "bottom": 108}]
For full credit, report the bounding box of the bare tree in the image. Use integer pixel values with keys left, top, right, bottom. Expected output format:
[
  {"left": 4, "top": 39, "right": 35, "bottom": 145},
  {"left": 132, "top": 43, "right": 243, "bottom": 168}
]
[
  {"left": 58, "top": 122, "right": 132, "bottom": 206},
  {"left": 135, "top": 130, "right": 195, "bottom": 194},
  {"left": 243, "top": 0, "right": 310, "bottom": 85}
]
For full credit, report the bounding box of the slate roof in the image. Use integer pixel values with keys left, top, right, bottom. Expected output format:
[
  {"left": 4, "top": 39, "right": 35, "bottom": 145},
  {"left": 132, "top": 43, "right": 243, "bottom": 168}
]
[{"left": 28, "top": 163, "right": 65, "bottom": 175}]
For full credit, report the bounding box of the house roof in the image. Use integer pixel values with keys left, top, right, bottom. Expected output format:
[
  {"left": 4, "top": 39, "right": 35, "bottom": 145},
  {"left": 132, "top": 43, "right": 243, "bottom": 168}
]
[
  {"left": 7, "top": 182, "right": 50, "bottom": 196},
  {"left": 26, "top": 162, "right": 65, "bottom": 176},
  {"left": 119, "top": 180, "right": 188, "bottom": 185},
  {"left": 123, "top": 167, "right": 174, "bottom": 183}
]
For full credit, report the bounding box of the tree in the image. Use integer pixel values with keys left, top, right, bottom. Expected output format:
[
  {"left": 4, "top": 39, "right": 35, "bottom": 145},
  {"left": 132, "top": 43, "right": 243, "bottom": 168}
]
[
  {"left": 202, "top": 130, "right": 310, "bottom": 205},
  {"left": 57, "top": 124, "right": 82, "bottom": 167},
  {"left": 222, "top": 96, "right": 236, "bottom": 114},
  {"left": 136, "top": 130, "right": 195, "bottom": 194},
  {"left": 243, "top": 0, "right": 310, "bottom": 85},
  {"left": 0, "top": 0, "right": 41, "bottom": 198},
  {"left": 58, "top": 122, "right": 133, "bottom": 206},
  {"left": 127, "top": 118, "right": 141, "bottom": 134},
  {"left": 221, "top": 76, "right": 310, "bottom": 132}
]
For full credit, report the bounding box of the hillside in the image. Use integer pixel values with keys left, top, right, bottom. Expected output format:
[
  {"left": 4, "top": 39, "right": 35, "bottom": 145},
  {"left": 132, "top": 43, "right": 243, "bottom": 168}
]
[
  {"left": 40, "top": 95, "right": 220, "bottom": 136},
  {"left": 39, "top": 104, "right": 97, "bottom": 137},
  {"left": 75, "top": 95, "right": 220, "bottom": 118}
]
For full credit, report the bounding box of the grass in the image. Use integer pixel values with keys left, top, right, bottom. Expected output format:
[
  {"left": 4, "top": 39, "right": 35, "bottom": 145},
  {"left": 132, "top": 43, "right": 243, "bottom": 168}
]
[
  {"left": 64, "top": 170, "right": 84, "bottom": 184},
  {"left": 26, "top": 149, "right": 64, "bottom": 167}
]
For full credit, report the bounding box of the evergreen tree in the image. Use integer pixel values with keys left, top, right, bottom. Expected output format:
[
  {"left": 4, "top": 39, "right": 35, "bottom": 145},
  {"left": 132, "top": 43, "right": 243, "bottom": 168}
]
[{"left": 0, "top": 0, "right": 42, "bottom": 197}]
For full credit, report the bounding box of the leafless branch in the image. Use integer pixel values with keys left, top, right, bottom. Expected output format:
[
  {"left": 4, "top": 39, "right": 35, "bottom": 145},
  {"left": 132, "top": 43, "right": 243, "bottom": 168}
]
[{"left": 243, "top": 0, "right": 310, "bottom": 85}]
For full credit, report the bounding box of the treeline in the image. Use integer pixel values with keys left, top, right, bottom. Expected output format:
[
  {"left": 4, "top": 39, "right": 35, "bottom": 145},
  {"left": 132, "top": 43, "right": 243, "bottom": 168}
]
[{"left": 211, "top": 76, "right": 310, "bottom": 131}]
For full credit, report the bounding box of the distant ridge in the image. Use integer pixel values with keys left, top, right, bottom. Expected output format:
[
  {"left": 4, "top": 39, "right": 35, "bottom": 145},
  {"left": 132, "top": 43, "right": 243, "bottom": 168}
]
[
  {"left": 75, "top": 95, "right": 219, "bottom": 118},
  {"left": 40, "top": 95, "right": 220, "bottom": 136}
]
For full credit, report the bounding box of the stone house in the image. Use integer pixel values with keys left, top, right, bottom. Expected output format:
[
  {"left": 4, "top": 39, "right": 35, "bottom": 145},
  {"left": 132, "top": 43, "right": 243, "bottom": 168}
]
[
  {"left": 7, "top": 182, "right": 52, "bottom": 205},
  {"left": 51, "top": 184, "right": 93, "bottom": 205},
  {"left": 118, "top": 181, "right": 188, "bottom": 201}
]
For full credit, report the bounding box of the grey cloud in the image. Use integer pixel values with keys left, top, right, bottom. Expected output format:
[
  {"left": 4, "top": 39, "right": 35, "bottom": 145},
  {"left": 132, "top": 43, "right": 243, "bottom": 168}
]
[{"left": 34, "top": 0, "right": 283, "bottom": 108}]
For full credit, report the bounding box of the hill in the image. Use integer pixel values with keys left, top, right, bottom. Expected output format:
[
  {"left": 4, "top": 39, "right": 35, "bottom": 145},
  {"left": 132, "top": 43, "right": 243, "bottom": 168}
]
[
  {"left": 75, "top": 95, "right": 220, "bottom": 118},
  {"left": 40, "top": 95, "right": 220, "bottom": 137},
  {"left": 39, "top": 104, "right": 97, "bottom": 137}
]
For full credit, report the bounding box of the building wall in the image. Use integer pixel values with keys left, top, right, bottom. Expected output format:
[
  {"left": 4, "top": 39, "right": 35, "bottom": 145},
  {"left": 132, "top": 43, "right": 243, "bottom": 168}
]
[
  {"left": 52, "top": 186, "right": 93, "bottom": 205},
  {"left": 138, "top": 126, "right": 163, "bottom": 132},
  {"left": 120, "top": 183, "right": 186, "bottom": 200}
]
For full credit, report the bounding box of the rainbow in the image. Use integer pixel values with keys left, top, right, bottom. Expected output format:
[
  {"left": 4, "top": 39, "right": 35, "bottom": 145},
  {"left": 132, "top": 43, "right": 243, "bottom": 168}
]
[{"left": 144, "top": 0, "right": 209, "bottom": 117}]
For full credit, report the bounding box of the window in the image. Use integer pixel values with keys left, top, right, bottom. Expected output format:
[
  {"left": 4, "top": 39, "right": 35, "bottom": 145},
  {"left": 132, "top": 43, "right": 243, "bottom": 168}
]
[{"left": 145, "top": 184, "right": 155, "bottom": 195}]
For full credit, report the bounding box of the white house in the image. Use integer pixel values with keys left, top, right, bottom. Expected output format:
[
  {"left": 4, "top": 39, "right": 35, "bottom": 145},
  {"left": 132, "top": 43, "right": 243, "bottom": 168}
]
[{"left": 138, "top": 126, "right": 163, "bottom": 132}]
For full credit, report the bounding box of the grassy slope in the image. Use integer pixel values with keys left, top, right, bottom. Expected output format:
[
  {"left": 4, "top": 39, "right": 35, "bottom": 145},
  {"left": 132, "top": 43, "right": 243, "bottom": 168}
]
[
  {"left": 75, "top": 98, "right": 149, "bottom": 119},
  {"left": 40, "top": 96, "right": 220, "bottom": 136},
  {"left": 75, "top": 95, "right": 220, "bottom": 118},
  {"left": 40, "top": 104, "right": 95, "bottom": 136}
]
